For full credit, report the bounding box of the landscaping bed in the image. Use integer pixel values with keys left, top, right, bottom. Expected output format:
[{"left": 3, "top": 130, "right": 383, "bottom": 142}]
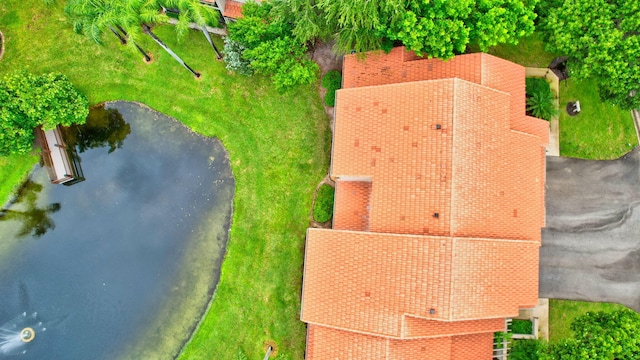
[
  {"left": 313, "top": 183, "right": 334, "bottom": 223},
  {"left": 511, "top": 319, "right": 533, "bottom": 335}
]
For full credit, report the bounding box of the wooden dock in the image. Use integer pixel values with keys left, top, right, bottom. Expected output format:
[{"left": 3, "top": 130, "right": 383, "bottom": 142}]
[{"left": 36, "top": 126, "right": 84, "bottom": 185}]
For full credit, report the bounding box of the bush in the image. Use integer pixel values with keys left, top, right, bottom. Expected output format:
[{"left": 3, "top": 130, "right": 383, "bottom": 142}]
[
  {"left": 526, "top": 77, "right": 557, "bottom": 121},
  {"left": 223, "top": 37, "right": 253, "bottom": 75},
  {"left": 321, "top": 70, "right": 342, "bottom": 107},
  {"left": 227, "top": 2, "right": 318, "bottom": 90},
  {"left": 510, "top": 339, "right": 543, "bottom": 360},
  {"left": 511, "top": 319, "right": 533, "bottom": 334},
  {"left": 322, "top": 70, "right": 342, "bottom": 89},
  {"left": 526, "top": 77, "right": 551, "bottom": 97},
  {"left": 324, "top": 90, "right": 336, "bottom": 107},
  {"left": 313, "top": 184, "right": 334, "bottom": 223}
]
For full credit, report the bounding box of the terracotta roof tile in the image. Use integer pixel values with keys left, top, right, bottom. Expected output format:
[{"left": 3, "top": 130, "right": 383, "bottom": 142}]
[
  {"left": 306, "top": 325, "right": 387, "bottom": 360},
  {"left": 333, "top": 78, "right": 546, "bottom": 240},
  {"left": 302, "top": 47, "right": 548, "bottom": 359},
  {"left": 333, "top": 180, "right": 372, "bottom": 231},
  {"left": 403, "top": 316, "right": 504, "bottom": 338},
  {"left": 306, "top": 325, "right": 495, "bottom": 360},
  {"left": 222, "top": 0, "right": 244, "bottom": 18},
  {"left": 301, "top": 229, "right": 539, "bottom": 334}
]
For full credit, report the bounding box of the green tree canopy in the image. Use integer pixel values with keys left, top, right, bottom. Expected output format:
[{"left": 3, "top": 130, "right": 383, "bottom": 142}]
[
  {"left": 543, "top": 309, "right": 640, "bottom": 359},
  {"left": 227, "top": 1, "right": 318, "bottom": 90},
  {"left": 0, "top": 71, "right": 89, "bottom": 156},
  {"left": 279, "top": 0, "right": 537, "bottom": 58},
  {"left": 540, "top": 0, "right": 640, "bottom": 109}
]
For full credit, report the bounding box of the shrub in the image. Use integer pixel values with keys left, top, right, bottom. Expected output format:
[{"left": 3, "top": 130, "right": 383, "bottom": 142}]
[
  {"left": 526, "top": 77, "right": 551, "bottom": 97},
  {"left": 511, "top": 319, "right": 533, "bottom": 334},
  {"left": 223, "top": 37, "right": 253, "bottom": 75},
  {"left": 324, "top": 90, "right": 336, "bottom": 107},
  {"left": 321, "top": 70, "right": 342, "bottom": 107},
  {"left": 322, "top": 70, "right": 342, "bottom": 89},
  {"left": 227, "top": 2, "right": 318, "bottom": 90},
  {"left": 526, "top": 77, "right": 557, "bottom": 121},
  {"left": 510, "top": 339, "right": 543, "bottom": 360},
  {"left": 313, "top": 184, "right": 334, "bottom": 223},
  {"left": 527, "top": 90, "right": 557, "bottom": 121}
]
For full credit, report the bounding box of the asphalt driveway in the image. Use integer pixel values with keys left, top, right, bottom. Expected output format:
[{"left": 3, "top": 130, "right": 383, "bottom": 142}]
[{"left": 541, "top": 147, "right": 640, "bottom": 311}]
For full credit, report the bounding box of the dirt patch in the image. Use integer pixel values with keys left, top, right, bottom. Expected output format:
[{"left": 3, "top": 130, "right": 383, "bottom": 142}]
[
  {"left": 312, "top": 41, "right": 343, "bottom": 132},
  {"left": 263, "top": 340, "right": 278, "bottom": 357}
]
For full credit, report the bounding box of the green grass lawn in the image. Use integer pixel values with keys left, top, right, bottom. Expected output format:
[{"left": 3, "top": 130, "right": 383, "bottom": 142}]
[
  {"left": 0, "top": 1, "right": 330, "bottom": 359},
  {"left": 559, "top": 77, "right": 637, "bottom": 159},
  {"left": 549, "top": 300, "right": 629, "bottom": 342}
]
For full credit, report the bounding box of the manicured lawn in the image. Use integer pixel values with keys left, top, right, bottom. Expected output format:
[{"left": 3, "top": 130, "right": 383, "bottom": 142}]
[
  {"left": 0, "top": 1, "right": 330, "bottom": 359},
  {"left": 559, "top": 77, "right": 637, "bottom": 159},
  {"left": 549, "top": 299, "right": 629, "bottom": 342}
]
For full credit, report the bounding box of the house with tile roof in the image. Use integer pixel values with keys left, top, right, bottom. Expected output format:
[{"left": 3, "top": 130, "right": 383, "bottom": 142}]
[{"left": 300, "top": 47, "right": 549, "bottom": 359}]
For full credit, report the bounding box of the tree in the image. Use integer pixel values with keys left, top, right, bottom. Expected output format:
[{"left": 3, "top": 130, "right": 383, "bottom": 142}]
[
  {"left": 0, "top": 71, "right": 89, "bottom": 156},
  {"left": 540, "top": 0, "right": 640, "bottom": 109},
  {"left": 157, "top": 0, "right": 222, "bottom": 59},
  {"left": 543, "top": 309, "right": 640, "bottom": 359},
  {"left": 65, "top": 0, "right": 204, "bottom": 77},
  {"left": 227, "top": 1, "right": 318, "bottom": 90},
  {"left": 276, "top": 0, "right": 405, "bottom": 54},
  {"left": 64, "top": 0, "right": 152, "bottom": 62},
  {"left": 280, "top": 0, "right": 537, "bottom": 58}
]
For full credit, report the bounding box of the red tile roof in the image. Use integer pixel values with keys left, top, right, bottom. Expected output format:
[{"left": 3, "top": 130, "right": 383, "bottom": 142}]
[
  {"left": 307, "top": 325, "right": 495, "bottom": 360},
  {"left": 222, "top": 0, "right": 244, "bottom": 19},
  {"left": 301, "top": 229, "right": 539, "bottom": 335},
  {"left": 333, "top": 78, "right": 546, "bottom": 240},
  {"left": 302, "top": 47, "right": 548, "bottom": 359},
  {"left": 333, "top": 180, "right": 371, "bottom": 231}
]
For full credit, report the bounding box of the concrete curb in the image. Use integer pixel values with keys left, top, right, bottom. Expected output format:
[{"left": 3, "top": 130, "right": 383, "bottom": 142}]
[{"left": 631, "top": 109, "right": 640, "bottom": 145}]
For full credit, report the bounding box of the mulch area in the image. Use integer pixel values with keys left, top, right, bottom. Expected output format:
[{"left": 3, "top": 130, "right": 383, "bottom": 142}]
[
  {"left": 308, "top": 42, "right": 342, "bottom": 228},
  {"left": 311, "top": 41, "right": 343, "bottom": 131}
]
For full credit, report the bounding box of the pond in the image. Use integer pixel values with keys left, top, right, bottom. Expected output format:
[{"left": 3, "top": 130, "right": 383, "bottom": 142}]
[{"left": 0, "top": 102, "right": 235, "bottom": 359}]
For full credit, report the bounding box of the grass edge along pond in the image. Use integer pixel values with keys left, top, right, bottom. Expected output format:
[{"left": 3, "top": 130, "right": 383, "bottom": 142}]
[{"left": 0, "top": 1, "right": 331, "bottom": 359}]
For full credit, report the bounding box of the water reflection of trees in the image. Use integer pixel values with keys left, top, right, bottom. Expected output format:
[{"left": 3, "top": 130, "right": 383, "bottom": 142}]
[
  {"left": 0, "top": 181, "right": 61, "bottom": 238},
  {"left": 64, "top": 105, "right": 131, "bottom": 153}
]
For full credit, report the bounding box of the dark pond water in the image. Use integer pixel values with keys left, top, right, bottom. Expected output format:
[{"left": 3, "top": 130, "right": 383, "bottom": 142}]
[{"left": 0, "top": 102, "right": 234, "bottom": 359}]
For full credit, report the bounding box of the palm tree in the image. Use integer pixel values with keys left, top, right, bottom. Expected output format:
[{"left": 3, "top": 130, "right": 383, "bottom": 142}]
[
  {"left": 122, "top": 0, "right": 203, "bottom": 77},
  {"left": 141, "top": 24, "right": 201, "bottom": 77},
  {"left": 64, "top": 0, "right": 152, "bottom": 62},
  {"left": 158, "top": 0, "right": 222, "bottom": 59}
]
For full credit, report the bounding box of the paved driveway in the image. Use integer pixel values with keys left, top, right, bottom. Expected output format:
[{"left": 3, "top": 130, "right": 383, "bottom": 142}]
[{"left": 541, "top": 148, "right": 640, "bottom": 311}]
